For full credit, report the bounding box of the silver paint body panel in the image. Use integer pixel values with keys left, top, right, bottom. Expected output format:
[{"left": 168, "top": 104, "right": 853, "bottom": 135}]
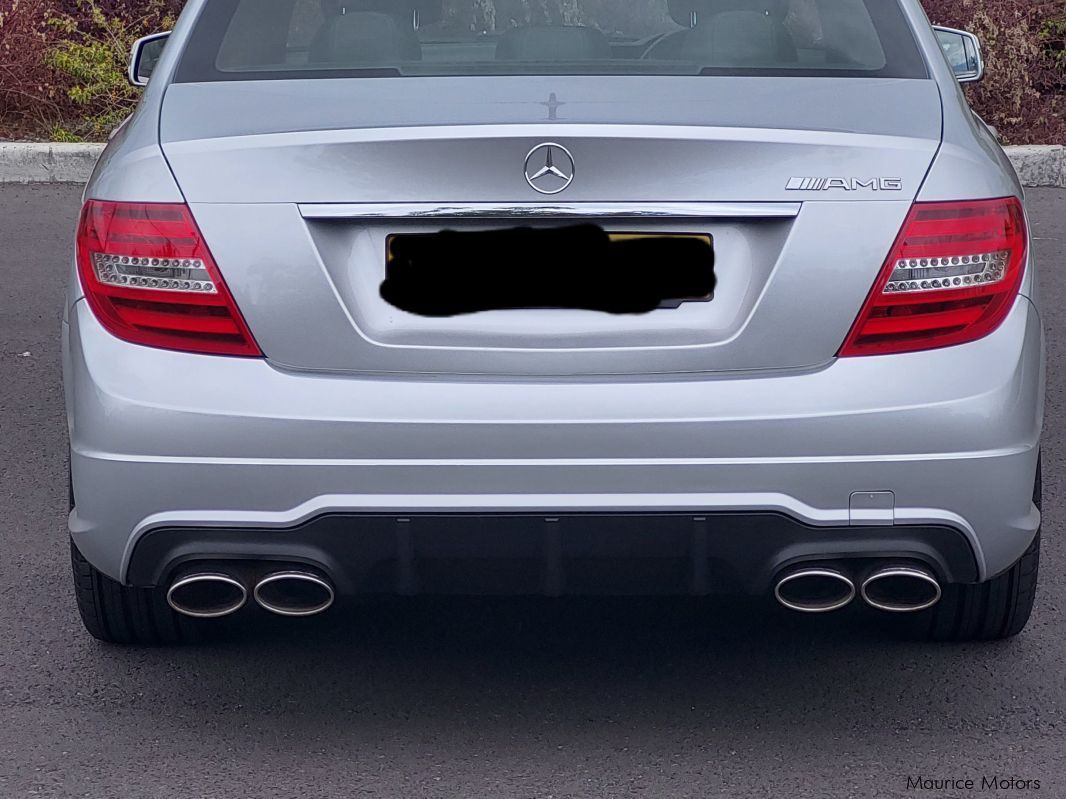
[{"left": 66, "top": 0, "right": 1044, "bottom": 586}]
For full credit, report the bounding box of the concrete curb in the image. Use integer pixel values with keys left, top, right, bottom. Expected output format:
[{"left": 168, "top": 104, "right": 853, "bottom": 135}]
[
  {"left": 0, "top": 142, "right": 105, "bottom": 184},
  {"left": 1007, "top": 145, "right": 1065, "bottom": 189},
  {"left": 0, "top": 140, "right": 1063, "bottom": 188}
]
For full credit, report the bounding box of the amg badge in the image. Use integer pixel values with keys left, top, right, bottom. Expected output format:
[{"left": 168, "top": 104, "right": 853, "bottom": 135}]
[{"left": 786, "top": 177, "right": 904, "bottom": 191}]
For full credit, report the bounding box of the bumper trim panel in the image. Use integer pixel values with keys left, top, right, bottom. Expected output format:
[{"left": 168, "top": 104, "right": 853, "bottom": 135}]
[{"left": 126, "top": 511, "right": 979, "bottom": 595}]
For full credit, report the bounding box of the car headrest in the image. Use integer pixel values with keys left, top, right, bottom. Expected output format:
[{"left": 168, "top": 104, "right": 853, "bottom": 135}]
[
  {"left": 310, "top": 11, "right": 423, "bottom": 64},
  {"left": 679, "top": 9, "right": 797, "bottom": 63},
  {"left": 495, "top": 26, "right": 612, "bottom": 62},
  {"left": 320, "top": 0, "right": 442, "bottom": 27},
  {"left": 667, "top": 0, "right": 787, "bottom": 28}
]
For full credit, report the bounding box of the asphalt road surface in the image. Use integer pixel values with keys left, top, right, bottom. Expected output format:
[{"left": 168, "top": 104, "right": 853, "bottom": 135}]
[{"left": 1, "top": 185, "right": 1064, "bottom": 799}]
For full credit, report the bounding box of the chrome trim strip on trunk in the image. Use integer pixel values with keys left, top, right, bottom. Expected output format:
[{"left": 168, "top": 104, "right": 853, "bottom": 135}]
[{"left": 298, "top": 202, "right": 802, "bottom": 220}]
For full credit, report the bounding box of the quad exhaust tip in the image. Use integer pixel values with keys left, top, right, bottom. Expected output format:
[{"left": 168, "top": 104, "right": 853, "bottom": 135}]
[
  {"left": 253, "top": 571, "right": 335, "bottom": 618},
  {"left": 167, "top": 572, "right": 248, "bottom": 619},
  {"left": 774, "top": 568, "right": 856, "bottom": 613},
  {"left": 861, "top": 566, "right": 942, "bottom": 613}
]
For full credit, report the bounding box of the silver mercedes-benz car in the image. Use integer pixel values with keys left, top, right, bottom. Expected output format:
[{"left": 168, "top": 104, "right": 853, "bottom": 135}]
[{"left": 65, "top": 0, "right": 1044, "bottom": 645}]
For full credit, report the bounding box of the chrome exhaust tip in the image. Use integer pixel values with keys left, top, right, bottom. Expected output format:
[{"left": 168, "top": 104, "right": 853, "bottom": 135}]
[
  {"left": 861, "top": 565, "right": 942, "bottom": 613},
  {"left": 253, "top": 571, "right": 335, "bottom": 618},
  {"left": 774, "top": 567, "right": 856, "bottom": 613},
  {"left": 166, "top": 572, "right": 248, "bottom": 619}
]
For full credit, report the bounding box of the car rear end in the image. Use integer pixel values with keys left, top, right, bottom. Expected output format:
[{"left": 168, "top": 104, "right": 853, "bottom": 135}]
[{"left": 64, "top": 0, "right": 1044, "bottom": 644}]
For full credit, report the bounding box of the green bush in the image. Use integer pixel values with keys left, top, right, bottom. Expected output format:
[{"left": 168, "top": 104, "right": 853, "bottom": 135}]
[
  {"left": 1042, "top": 16, "right": 1066, "bottom": 74},
  {"left": 0, "top": 0, "right": 177, "bottom": 140},
  {"left": 44, "top": 1, "right": 175, "bottom": 141},
  {"left": 1, "top": 0, "right": 1064, "bottom": 143},
  {"left": 923, "top": 0, "right": 1064, "bottom": 144}
]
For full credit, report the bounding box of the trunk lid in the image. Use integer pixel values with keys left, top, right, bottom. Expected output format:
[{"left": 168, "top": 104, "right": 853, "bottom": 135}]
[{"left": 160, "top": 76, "right": 941, "bottom": 376}]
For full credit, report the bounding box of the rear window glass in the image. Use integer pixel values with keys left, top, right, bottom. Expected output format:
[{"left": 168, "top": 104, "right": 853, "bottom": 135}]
[{"left": 176, "top": 0, "right": 927, "bottom": 82}]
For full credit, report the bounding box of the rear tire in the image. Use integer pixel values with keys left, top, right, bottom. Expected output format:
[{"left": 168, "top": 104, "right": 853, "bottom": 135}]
[
  {"left": 70, "top": 540, "right": 197, "bottom": 646},
  {"left": 927, "top": 458, "right": 1041, "bottom": 642},
  {"left": 69, "top": 461, "right": 197, "bottom": 645}
]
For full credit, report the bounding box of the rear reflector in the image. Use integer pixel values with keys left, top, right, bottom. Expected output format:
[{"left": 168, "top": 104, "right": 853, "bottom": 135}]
[
  {"left": 76, "top": 201, "right": 261, "bottom": 357},
  {"left": 840, "top": 197, "right": 1028, "bottom": 357}
]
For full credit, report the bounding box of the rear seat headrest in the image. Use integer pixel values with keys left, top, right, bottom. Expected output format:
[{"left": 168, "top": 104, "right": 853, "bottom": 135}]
[
  {"left": 310, "top": 11, "right": 423, "bottom": 63},
  {"left": 667, "top": 0, "right": 787, "bottom": 27},
  {"left": 495, "top": 26, "right": 612, "bottom": 62},
  {"left": 680, "top": 9, "right": 797, "bottom": 63},
  {"left": 320, "top": 0, "right": 443, "bottom": 27}
]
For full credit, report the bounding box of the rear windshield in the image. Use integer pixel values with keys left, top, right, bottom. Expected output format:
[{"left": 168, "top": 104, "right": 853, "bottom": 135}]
[{"left": 176, "top": 0, "right": 927, "bottom": 82}]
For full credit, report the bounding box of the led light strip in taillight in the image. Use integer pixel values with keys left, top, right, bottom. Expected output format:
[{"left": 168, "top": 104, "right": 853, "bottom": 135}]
[
  {"left": 76, "top": 201, "right": 262, "bottom": 357},
  {"left": 839, "top": 197, "right": 1028, "bottom": 357},
  {"left": 91, "top": 254, "right": 217, "bottom": 293},
  {"left": 883, "top": 251, "right": 1008, "bottom": 294}
]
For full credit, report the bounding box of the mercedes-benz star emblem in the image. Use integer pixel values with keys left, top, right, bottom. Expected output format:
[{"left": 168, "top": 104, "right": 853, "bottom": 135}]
[{"left": 524, "top": 143, "right": 575, "bottom": 195}]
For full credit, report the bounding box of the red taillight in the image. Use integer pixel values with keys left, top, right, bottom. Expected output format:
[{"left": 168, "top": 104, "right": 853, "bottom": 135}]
[
  {"left": 840, "top": 197, "right": 1028, "bottom": 357},
  {"left": 76, "top": 201, "right": 261, "bottom": 357}
]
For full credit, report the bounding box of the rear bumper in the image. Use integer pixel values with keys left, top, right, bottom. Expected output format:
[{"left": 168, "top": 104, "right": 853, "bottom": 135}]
[
  {"left": 65, "top": 296, "right": 1044, "bottom": 586},
  {"left": 127, "top": 513, "right": 979, "bottom": 595}
]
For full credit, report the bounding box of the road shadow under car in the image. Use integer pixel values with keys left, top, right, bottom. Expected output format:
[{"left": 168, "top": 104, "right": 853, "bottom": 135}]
[{"left": 200, "top": 595, "right": 930, "bottom": 653}]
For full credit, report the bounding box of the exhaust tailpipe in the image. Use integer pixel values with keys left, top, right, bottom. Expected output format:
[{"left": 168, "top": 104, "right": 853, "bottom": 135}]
[
  {"left": 774, "top": 567, "right": 856, "bottom": 613},
  {"left": 861, "top": 565, "right": 942, "bottom": 613},
  {"left": 167, "top": 572, "right": 248, "bottom": 619},
  {"left": 254, "top": 571, "right": 335, "bottom": 617}
]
